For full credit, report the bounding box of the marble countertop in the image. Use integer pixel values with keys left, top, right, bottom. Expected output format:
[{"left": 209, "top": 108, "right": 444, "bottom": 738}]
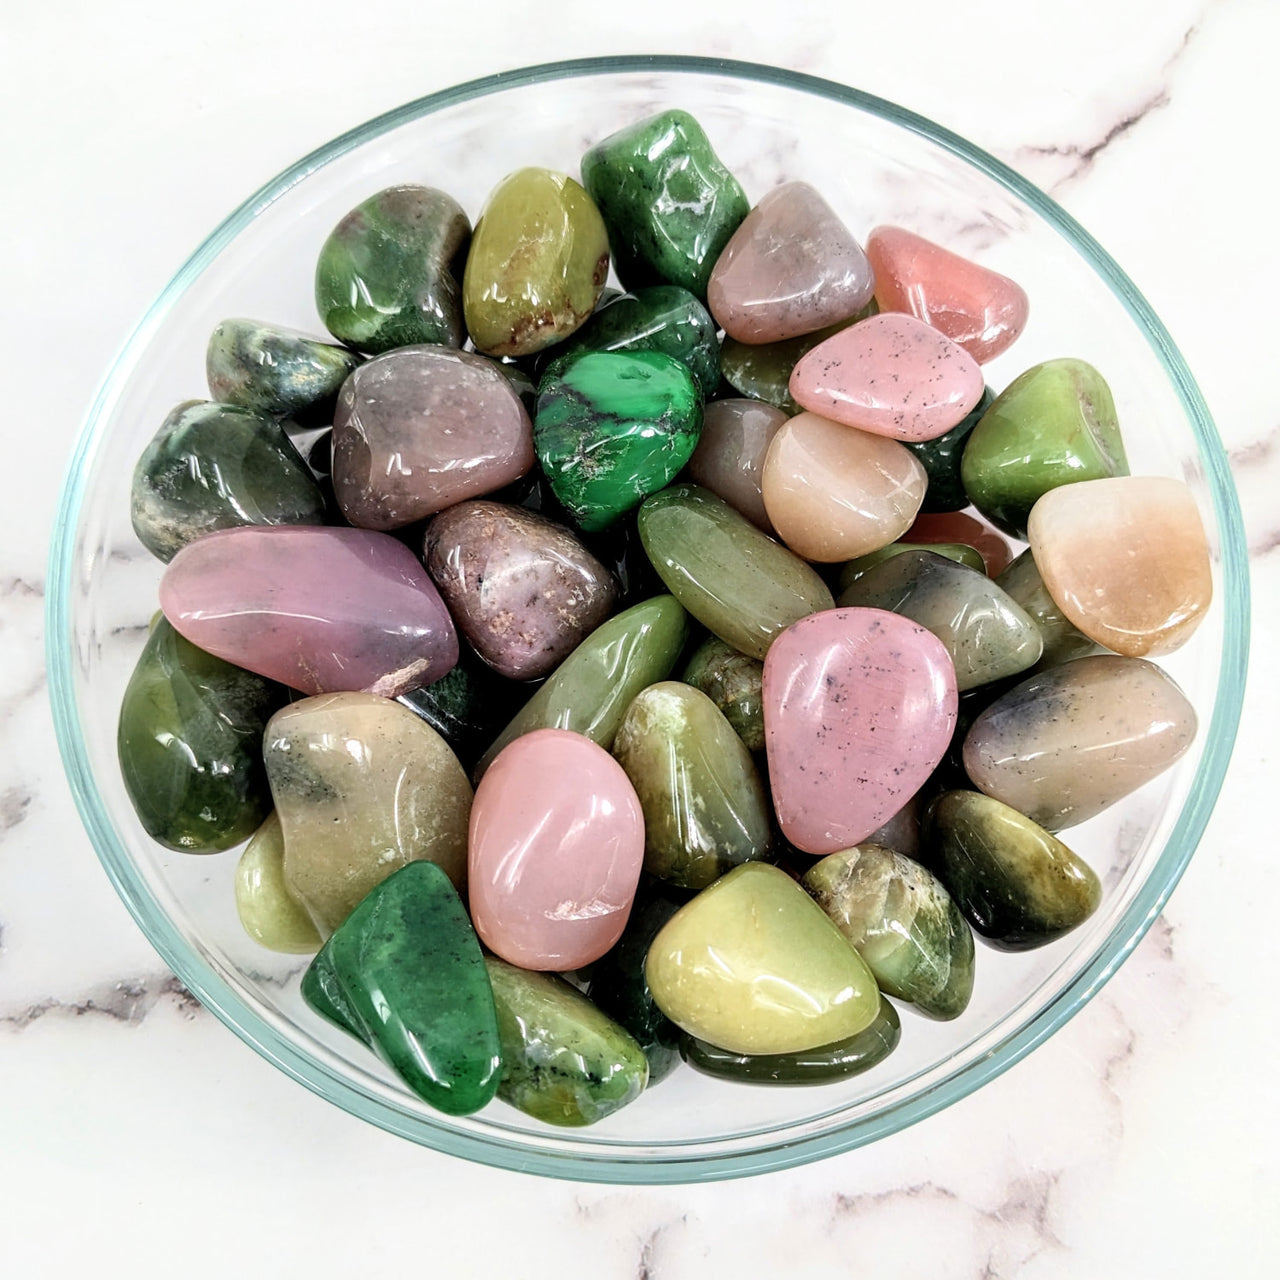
[{"left": 5, "top": 1, "right": 1277, "bottom": 1274}]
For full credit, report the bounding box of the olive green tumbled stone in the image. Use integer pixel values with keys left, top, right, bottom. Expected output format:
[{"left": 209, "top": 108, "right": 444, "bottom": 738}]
[
  {"left": 118, "top": 619, "right": 286, "bottom": 852},
  {"left": 803, "top": 845, "right": 974, "bottom": 1020},
  {"left": 680, "top": 996, "right": 900, "bottom": 1084},
  {"left": 613, "top": 681, "right": 771, "bottom": 890},
  {"left": 581, "top": 110, "right": 748, "bottom": 300},
  {"left": 924, "top": 791, "right": 1102, "bottom": 951},
  {"left": 486, "top": 958, "right": 648, "bottom": 1126},
  {"left": 960, "top": 358, "right": 1128, "bottom": 538},
  {"left": 534, "top": 350, "right": 702, "bottom": 532},
  {"left": 680, "top": 635, "right": 765, "bottom": 752},
  {"left": 637, "top": 485, "right": 833, "bottom": 661},
  {"left": 463, "top": 167, "right": 609, "bottom": 357},
  {"left": 906, "top": 386, "right": 994, "bottom": 513},
  {"left": 234, "top": 813, "right": 322, "bottom": 953},
  {"left": 475, "top": 595, "right": 688, "bottom": 778},
  {"left": 996, "top": 549, "right": 1108, "bottom": 671},
  {"left": 315, "top": 184, "right": 470, "bottom": 353},
  {"left": 836, "top": 541, "right": 986, "bottom": 593},
  {"left": 646, "top": 862, "right": 881, "bottom": 1055}
]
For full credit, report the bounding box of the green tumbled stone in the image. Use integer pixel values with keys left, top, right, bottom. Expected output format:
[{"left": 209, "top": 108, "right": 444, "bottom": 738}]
[
  {"left": 234, "top": 813, "right": 322, "bottom": 954},
  {"left": 475, "top": 595, "right": 688, "bottom": 778},
  {"left": 613, "top": 681, "right": 771, "bottom": 891},
  {"left": 463, "top": 168, "right": 609, "bottom": 357},
  {"left": 302, "top": 862, "right": 502, "bottom": 1116},
  {"left": 960, "top": 358, "right": 1129, "bottom": 538},
  {"left": 637, "top": 485, "right": 833, "bottom": 661},
  {"left": 836, "top": 541, "right": 986, "bottom": 593},
  {"left": 206, "top": 319, "right": 360, "bottom": 419},
  {"left": 535, "top": 350, "right": 702, "bottom": 532},
  {"left": 117, "top": 619, "right": 286, "bottom": 852},
  {"left": 315, "top": 184, "right": 470, "bottom": 353},
  {"left": 486, "top": 957, "right": 648, "bottom": 1126},
  {"left": 581, "top": 110, "right": 748, "bottom": 300},
  {"left": 803, "top": 845, "right": 974, "bottom": 1020},
  {"left": 680, "top": 635, "right": 765, "bottom": 752},
  {"left": 680, "top": 996, "right": 900, "bottom": 1084},
  {"left": 996, "top": 549, "right": 1108, "bottom": 671},
  {"left": 923, "top": 790, "right": 1102, "bottom": 951},
  {"left": 906, "top": 386, "right": 995, "bottom": 513},
  {"left": 130, "top": 401, "right": 327, "bottom": 563}
]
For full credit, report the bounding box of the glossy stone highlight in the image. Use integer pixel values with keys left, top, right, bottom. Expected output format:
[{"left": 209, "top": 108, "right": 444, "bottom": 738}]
[
  {"left": 996, "top": 549, "right": 1106, "bottom": 670},
  {"left": 687, "top": 398, "right": 788, "bottom": 533},
  {"left": 681, "top": 635, "right": 765, "bottom": 752},
  {"left": 837, "top": 541, "right": 985, "bottom": 593},
  {"left": 905, "top": 510, "right": 1015, "bottom": 577},
  {"left": 235, "top": 814, "right": 323, "bottom": 954}
]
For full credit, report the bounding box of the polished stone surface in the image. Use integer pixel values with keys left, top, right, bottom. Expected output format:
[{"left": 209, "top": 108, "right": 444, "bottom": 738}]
[
  {"left": 996, "top": 549, "right": 1107, "bottom": 670},
  {"left": 680, "top": 635, "right": 766, "bottom": 752},
  {"left": 906, "top": 386, "right": 994, "bottom": 513},
  {"left": 687, "top": 398, "right": 788, "bottom": 534},
  {"left": 905, "top": 509, "right": 1015, "bottom": 576},
  {"left": 234, "top": 814, "right": 323, "bottom": 954},
  {"left": 836, "top": 541, "right": 986, "bottom": 592}
]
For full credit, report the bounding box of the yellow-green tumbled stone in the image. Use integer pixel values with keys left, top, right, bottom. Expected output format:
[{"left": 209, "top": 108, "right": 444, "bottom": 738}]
[
  {"left": 234, "top": 813, "right": 322, "bottom": 954},
  {"left": 463, "top": 168, "right": 610, "bottom": 358},
  {"left": 646, "top": 862, "right": 880, "bottom": 1055}
]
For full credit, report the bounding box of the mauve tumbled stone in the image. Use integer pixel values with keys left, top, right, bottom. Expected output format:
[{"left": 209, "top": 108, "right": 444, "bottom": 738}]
[
  {"left": 160, "top": 525, "right": 458, "bottom": 698},
  {"left": 687, "top": 398, "right": 788, "bottom": 533}
]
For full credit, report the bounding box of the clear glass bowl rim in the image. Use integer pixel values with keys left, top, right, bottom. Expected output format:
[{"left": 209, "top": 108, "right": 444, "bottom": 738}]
[{"left": 46, "top": 54, "right": 1250, "bottom": 1183}]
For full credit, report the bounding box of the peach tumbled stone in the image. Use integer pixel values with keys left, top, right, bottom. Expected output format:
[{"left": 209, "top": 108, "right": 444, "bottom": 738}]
[
  {"left": 761, "top": 412, "right": 927, "bottom": 562},
  {"left": 1027, "top": 476, "right": 1212, "bottom": 657}
]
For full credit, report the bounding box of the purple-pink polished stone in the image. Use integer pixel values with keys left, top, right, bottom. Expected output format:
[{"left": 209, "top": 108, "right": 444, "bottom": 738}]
[
  {"left": 763, "top": 607, "right": 957, "bottom": 855},
  {"left": 159, "top": 525, "right": 458, "bottom": 698}
]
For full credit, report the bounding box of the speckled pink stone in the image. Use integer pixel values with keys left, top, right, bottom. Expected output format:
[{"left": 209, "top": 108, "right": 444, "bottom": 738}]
[
  {"left": 468, "top": 729, "right": 644, "bottom": 970},
  {"left": 789, "top": 312, "right": 984, "bottom": 441},
  {"left": 866, "top": 226, "right": 1030, "bottom": 364},
  {"left": 159, "top": 525, "right": 458, "bottom": 697},
  {"left": 763, "top": 608, "right": 957, "bottom": 855}
]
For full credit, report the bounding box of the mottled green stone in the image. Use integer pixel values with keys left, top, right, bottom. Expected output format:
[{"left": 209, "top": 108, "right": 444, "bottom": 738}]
[
  {"left": 680, "top": 997, "right": 900, "bottom": 1084},
  {"left": 206, "top": 319, "right": 360, "bottom": 419},
  {"left": 961, "top": 358, "right": 1129, "bottom": 538},
  {"left": 534, "top": 350, "right": 702, "bottom": 532},
  {"left": 463, "top": 168, "right": 609, "bottom": 357},
  {"left": 301, "top": 862, "right": 502, "bottom": 1115},
  {"left": 315, "top": 184, "right": 470, "bottom": 353},
  {"left": 836, "top": 541, "right": 986, "bottom": 593},
  {"left": 130, "top": 400, "right": 327, "bottom": 563},
  {"left": 117, "top": 619, "right": 286, "bottom": 852},
  {"left": 906, "top": 386, "right": 994, "bottom": 513},
  {"left": 637, "top": 485, "right": 834, "bottom": 661},
  {"left": 803, "top": 845, "right": 974, "bottom": 1020},
  {"left": 924, "top": 791, "right": 1102, "bottom": 951},
  {"left": 234, "top": 813, "right": 322, "bottom": 953},
  {"left": 613, "top": 681, "right": 771, "bottom": 890},
  {"left": 485, "top": 957, "right": 648, "bottom": 1126},
  {"left": 475, "top": 595, "right": 688, "bottom": 778},
  {"left": 680, "top": 635, "right": 765, "bottom": 752},
  {"left": 581, "top": 110, "right": 748, "bottom": 300},
  {"left": 996, "top": 549, "right": 1108, "bottom": 670}
]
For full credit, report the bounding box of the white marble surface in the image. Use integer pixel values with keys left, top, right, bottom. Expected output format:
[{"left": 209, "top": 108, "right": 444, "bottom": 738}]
[{"left": 4, "top": 0, "right": 1278, "bottom": 1273}]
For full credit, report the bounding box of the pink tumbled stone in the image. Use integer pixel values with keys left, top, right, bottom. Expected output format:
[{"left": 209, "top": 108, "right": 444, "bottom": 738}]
[
  {"left": 866, "top": 226, "right": 1030, "bottom": 364},
  {"left": 789, "top": 313, "right": 984, "bottom": 441},
  {"left": 763, "top": 608, "right": 957, "bottom": 855},
  {"left": 468, "top": 728, "right": 645, "bottom": 970},
  {"left": 159, "top": 525, "right": 458, "bottom": 697}
]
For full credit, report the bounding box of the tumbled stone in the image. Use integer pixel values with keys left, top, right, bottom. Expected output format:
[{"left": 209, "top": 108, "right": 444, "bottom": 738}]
[
  {"left": 763, "top": 608, "right": 957, "bottom": 854},
  {"left": 637, "top": 484, "right": 833, "bottom": 660},
  {"left": 837, "top": 550, "right": 1042, "bottom": 690},
  {"left": 906, "top": 386, "right": 995, "bottom": 513},
  {"left": 687, "top": 398, "right": 788, "bottom": 533},
  {"left": 924, "top": 791, "right": 1101, "bottom": 950},
  {"left": 160, "top": 525, "right": 458, "bottom": 698},
  {"left": 1027, "top": 475, "right": 1212, "bottom": 657},
  {"left": 131, "top": 400, "right": 326, "bottom": 563},
  {"left": 790, "top": 313, "right": 985, "bottom": 441},
  {"left": 905, "top": 510, "right": 1014, "bottom": 576},
  {"left": 996, "top": 549, "right": 1107, "bottom": 670},
  {"left": 865, "top": 794, "right": 924, "bottom": 859},
  {"left": 332, "top": 345, "right": 534, "bottom": 530},
  {"left": 963, "top": 655, "right": 1197, "bottom": 830},
  {"left": 265, "top": 692, "right": 471, "bottom": 935},
  {"left": 837, "top": 541, "right": 985, "bottom": 593},
  {"left": 761, "top": 412, "right": 927, "bottom": 562},
  {"left": 866, "top": 226, "right": 1029, "bottom": 363},
  {"left": 803, "top": 845, "right": 974, "bottom": 1018},
  {"left": 613, "top": 681, "right": 771, "bottom": 891},
  {"left": 707, "top": 181, "right": 875, "bottom": 343},
  {"left": 534, "top": 350, "right": 702, "bottom": 532},
  {"left": 424, "top": 501, "right": 616, "bottom": 681},
  {"left": 315, "top": 185, "right": 470, "bottom": 353},
  {"left": 646, "top": 863, "right": 881, "bottom": 1055},
  {"left": 486, "top": 958, "right": 648, "bottom": 1126},
  {"left": 118, "top": 617, "right": 285, "bottom": 852},
  {"left": 581, "top": 109, "right": 748, "bottom": 300},
  {"left": 235, "top": 814, "right": 323, "bottom": 953},
  {"left": 961, "top": 358, "right": 1128, "bottom": 538},
  {"left": 681, "top": 635, "right": 765, "bottom": 752}
]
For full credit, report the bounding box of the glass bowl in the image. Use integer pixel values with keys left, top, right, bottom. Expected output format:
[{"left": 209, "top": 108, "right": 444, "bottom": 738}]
[{"left": 47, "top": 55, "right": 1249, "bottom": 1183}]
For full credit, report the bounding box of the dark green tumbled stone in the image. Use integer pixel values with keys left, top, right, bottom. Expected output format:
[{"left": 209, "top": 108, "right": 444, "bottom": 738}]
[
  {"left": 679, "top": 996, "right": 900, "bottom": 1084},
  {"left": 581, "top": 110, "right": 748, "bottom": 300},
  {"left": 117, "top": 618, "right": 286, "bottom": 851},
  {"left": 680, "top": 635, "right": 765, "bottom": 752},
  {"left": 906, "top": 386, "right": 994, "bottom": 513},
  {"left": 301, "top": 861, "right": 502, "bottom": 1116}
]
